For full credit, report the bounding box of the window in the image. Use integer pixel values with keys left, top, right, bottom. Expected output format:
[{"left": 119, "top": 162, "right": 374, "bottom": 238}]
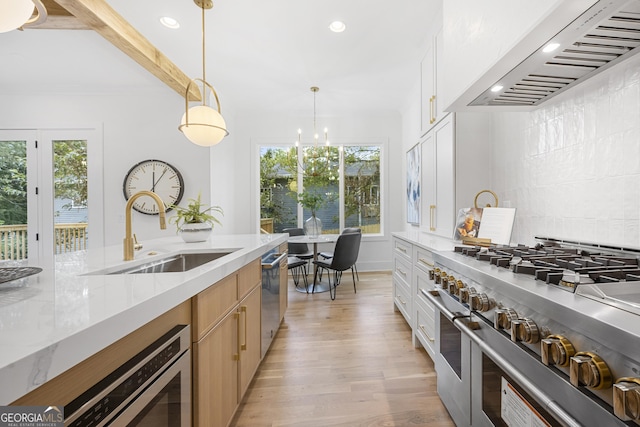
[{"left": 259, "top": 144, "right": 382, "bottom": 235}]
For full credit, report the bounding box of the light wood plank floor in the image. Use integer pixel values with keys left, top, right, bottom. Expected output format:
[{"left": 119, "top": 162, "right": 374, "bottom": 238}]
[{"left": 230, "top": 271, "right": 455, "bottom": 427}]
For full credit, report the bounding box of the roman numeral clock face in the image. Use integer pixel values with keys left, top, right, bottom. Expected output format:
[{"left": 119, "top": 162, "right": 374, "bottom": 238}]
[{"left": 123, "top": 160, "right": 185, "bottom": 215}]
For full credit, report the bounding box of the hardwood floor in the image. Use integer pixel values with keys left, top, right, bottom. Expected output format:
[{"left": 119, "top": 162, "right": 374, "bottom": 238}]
[{"left": 230, "top": 272, "right": 455, "bottom": 427}]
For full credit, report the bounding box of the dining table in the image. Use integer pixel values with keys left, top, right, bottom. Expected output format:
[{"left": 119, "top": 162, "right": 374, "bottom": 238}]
[{"left": 287, "top": 234, "right": 339, "bottom": 293}]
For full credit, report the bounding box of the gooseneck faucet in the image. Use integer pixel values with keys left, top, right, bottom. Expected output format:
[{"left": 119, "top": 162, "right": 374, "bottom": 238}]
[{"left": 124, "top": 191, "right": 166, "bottom": 260}]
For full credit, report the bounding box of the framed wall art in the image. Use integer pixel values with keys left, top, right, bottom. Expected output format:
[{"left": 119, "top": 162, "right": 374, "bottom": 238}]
[{"left": 406, "top": 143, "right": 421, "bottom": 224}]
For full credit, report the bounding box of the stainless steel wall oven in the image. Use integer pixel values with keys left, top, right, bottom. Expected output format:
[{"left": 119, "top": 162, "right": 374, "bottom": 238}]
[{"left": 65, "top": 325, "right": 191, "bottom": 427}]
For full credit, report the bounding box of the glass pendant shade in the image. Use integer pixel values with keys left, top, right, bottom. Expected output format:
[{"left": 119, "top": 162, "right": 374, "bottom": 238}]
[
  {"left": 0, "top": 0, "right": 35, "bottom": 33},
  {"left": 180, "top": 105, "right": 228, "bottom": 146}
]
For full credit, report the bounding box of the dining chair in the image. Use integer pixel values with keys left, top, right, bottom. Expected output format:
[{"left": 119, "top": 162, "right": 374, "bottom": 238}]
[
  {"left": 318, "top": 227, "right": 361, "bottom": 281},
  {"left": 287, "top": 256, "right": 309, "bottom": 292},
  {"left": 283, "top": 227, "right": 314, "bottom": 290},
  {"left": 312, "top": 231, "right": 361, "bottom": 300}
]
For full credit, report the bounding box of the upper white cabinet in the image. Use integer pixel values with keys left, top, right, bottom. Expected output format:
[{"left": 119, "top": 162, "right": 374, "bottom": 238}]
[
  {"left": 420, "top": 113, "right": 492, "bottom": 238},
  {"left": 420, "top": 26, "right": 445, "bottom": 135}
]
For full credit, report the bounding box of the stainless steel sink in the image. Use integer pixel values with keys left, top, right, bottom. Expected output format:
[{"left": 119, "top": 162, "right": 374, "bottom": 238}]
[{"left": 87, "top": 251, "right": 236, "bottom": 275}]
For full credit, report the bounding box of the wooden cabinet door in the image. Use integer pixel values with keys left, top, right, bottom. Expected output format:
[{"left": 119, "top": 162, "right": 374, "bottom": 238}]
[
  {"left": 239, "top": 285, "right": 262, "bottom": 398},
  {"left": 193, "top": 310, "right": 239, "bottom": 427}
]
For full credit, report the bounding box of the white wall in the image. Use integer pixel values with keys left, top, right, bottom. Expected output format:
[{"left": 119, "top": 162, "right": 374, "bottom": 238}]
[
  {"left": 0, "top": 89, "right": 213, "bottom": 247},
  {"left": 490, "top": 53, "right": 640, "bottom": 248}
]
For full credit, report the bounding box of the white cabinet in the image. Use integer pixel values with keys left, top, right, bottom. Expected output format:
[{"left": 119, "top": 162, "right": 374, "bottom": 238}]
[
  {"left": 420, "top": 112, "right": 492, "bottom": 238},
  {"left": 422, "top": 115, "right": 455, "bottom": 238},
  {"left": 391, "top": 235, "right": 438, "bottom": 361},
  {"left": 420, "top": 26, "right": 445, "bottom": 135},
  {"left": 392, "top": 238, "right": 413, "bottom": 325}
]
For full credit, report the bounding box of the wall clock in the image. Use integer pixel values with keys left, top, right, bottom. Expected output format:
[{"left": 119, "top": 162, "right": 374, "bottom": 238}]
[{"left": 123, "top": 159, "right": 185, "bottom": 215}]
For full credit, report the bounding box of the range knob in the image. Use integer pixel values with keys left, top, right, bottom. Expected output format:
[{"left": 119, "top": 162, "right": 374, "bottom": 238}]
[
  {"left": 541, "top": 335, "right": 576, "bottom": 367},
  {"left": 494, "top": 308, "right": 518, "bottom": 331},
  {"left": 448, "top": 279, "right": 463, "bottom": 296},
  {"left": 433, "top": 268, "right": 441, "bottom": 284},
  {"left": 510, "top": 318, "right": 545, "bottom": 344},
  {"left": 570, "top": 352, "right": 613, "bottom": 390},
  {"left": 613, "top": 377, "right": 640, "bottom": 422},
  {"left": 459, "top": 286, "right": 476, "bottom": 304},
  {"left": 440, "top": 271, "right": 449, "bottom": 287},
  {"left": 470, "top": 293, "right": 495, "bottom": 312}
]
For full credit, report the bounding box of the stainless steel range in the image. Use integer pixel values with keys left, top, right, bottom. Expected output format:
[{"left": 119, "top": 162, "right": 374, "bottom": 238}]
[{"left": 423, "top": 237, "right": 640, "bottom": 427}]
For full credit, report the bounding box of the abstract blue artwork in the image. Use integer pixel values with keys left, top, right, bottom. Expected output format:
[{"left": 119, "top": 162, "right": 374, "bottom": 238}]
[{"left": 406, "top": 144, "right": 420, "bottom": 224}]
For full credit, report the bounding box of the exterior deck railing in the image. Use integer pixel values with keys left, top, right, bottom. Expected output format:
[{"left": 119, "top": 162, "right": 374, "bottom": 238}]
[{"left": 0, "top": 223, "right": 88, "bottom": 261}]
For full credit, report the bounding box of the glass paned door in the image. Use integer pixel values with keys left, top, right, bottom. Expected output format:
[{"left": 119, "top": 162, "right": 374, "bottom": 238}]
[
  {"left": 53, "top": 140, "right": 88, "bottom": 254},
  {"left": 0, "top": 135, "right": 33, "bottom": 262}
]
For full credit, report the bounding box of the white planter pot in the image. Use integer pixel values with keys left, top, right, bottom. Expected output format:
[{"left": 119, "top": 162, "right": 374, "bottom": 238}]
[{"left": 179, "top": 222, "right": 212, "bottom": 243}]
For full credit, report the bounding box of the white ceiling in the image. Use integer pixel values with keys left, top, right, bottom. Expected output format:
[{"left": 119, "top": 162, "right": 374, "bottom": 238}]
[{"left": 0, "top": 0, "right": 442, "bottom": 116}]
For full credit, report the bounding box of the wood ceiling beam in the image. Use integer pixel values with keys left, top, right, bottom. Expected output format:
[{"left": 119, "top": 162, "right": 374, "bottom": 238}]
[{"left": 44, "top": 0, "right": 201, "bottom": 101}]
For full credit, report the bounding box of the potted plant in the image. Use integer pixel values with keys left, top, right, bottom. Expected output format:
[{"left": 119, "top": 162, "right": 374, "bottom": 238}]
[
  {"left": 169, "top": 193, "right": 223, "bottom": 243},
  {"left": 297, "top": 190, "right": 326, "bottom": 237}
]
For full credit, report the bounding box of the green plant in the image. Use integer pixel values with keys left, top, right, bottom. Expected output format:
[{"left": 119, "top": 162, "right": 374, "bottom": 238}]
[
  {"left": 297, "top": 190, "right": 326, "bottom": 216},
  {"left": 169, "top": 193, "right": 223, "bottom": 230}
]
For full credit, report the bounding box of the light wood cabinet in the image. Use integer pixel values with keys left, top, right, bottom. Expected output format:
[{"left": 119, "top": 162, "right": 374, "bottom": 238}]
[
  {"left": 194, "top": 308, "right": 239, "bottom": 427},
  {"left": 192, "top": 259, "right": 262, "bottom": 427},
  {"left": 239, "top": 285, "right": 261, "bottom": 398}
]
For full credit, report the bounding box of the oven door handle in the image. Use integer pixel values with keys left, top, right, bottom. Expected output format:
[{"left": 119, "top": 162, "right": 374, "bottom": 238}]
[
  {"left": 455, "top": 319, "right": 582, "bottom": 427},
  {"left": 420, "top": 288, "right": 468, "bottom": 322}
]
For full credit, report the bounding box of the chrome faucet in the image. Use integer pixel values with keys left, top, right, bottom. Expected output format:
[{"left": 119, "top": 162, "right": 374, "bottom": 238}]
[{"left": 124, "top": 191, "right": 167, "bottom": 260}]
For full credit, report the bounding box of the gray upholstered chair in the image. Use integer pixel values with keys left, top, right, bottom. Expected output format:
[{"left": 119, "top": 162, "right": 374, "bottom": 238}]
[
  {"left": 319, "top": 227, "right": 361, "bottom": 281},
  {"left": 283, "top": 227, "right": 314, "bottom": 291},
  {"left": 312, "top": 231, "right": 361, "bottom": 300}
]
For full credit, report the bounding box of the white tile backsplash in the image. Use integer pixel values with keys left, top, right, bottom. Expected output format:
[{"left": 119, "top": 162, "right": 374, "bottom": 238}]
[{"left": 491, "top": 54, "right": 640, "bottom": 248}]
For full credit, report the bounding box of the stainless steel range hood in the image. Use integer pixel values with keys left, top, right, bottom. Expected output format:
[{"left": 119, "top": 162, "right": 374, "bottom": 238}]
[{"left": 470, "top": 0, "right": 640, "bottom": 107}]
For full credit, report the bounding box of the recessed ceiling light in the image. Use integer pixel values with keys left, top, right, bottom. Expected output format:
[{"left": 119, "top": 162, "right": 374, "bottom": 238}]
[
  {"left": 542, "top": 42, "right": 560, "bottom": 53},
  {"left": 491, "top": 85, "right": 503, "bottom": 92},
  {"left": 329, "top": 21, "right": 346, "bottom": 33},
  {"left": 160, "top": 16, "right": 180, "bottom": 29}
]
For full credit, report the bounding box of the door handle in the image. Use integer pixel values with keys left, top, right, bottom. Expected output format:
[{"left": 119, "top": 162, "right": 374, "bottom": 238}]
[{"left": 240, "top": 305, "right": 248, "bottom": 351}]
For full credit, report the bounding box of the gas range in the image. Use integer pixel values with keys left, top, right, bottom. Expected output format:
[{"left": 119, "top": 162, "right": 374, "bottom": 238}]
[{"left": 429, "top": 237, "right": 640, "bottom": 426}]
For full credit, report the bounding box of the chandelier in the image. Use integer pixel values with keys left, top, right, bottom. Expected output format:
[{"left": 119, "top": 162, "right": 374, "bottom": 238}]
[
  {"left": 294, "top": 87, "right": 336, "bottom": 179},
  {"left": 178, "top": 0, "right": 229, "bottom": 147}
]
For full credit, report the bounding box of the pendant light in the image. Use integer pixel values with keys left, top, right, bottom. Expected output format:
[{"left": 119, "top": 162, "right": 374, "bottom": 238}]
[
  {"left": 0, "top": 0, "right": 47, "bottom": 33},
  {"left": 178, "top": 0, "right": 229, "bottom": 146}
]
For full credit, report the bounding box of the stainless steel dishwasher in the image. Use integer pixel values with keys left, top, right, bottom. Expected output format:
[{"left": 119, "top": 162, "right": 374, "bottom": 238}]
[{"left": 261, "top": 250, "right": 286, "bottom": 358}]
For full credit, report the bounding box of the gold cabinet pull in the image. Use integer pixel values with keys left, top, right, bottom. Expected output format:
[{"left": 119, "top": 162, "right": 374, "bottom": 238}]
[
  {"left": 429, "top": 205, "right": 436, "bottom": 231},
  {"left": 240, "top": 306, "right": 248, "bottom": 351},
  {"left": 419, "top": 324, "right": 435, "bottom": 342},
  {"left": 396, "top": 268, "right": 407, "bottom": 277},
  {"left": 234, "top": 312, "right": 241, "bottom": 360},
  {"left": 418, "top": 258, "right": 433, "bottom": 267}
]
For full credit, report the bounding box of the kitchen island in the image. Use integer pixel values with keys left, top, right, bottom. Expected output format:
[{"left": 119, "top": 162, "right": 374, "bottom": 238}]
[{"left": 0, "top": 233, "right": 287, "bottom": 406}]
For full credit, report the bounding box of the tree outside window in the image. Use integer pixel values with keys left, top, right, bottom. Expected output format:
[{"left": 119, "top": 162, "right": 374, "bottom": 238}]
[{"left": 259, "top": 144, "right": 381, "bottom": 235}]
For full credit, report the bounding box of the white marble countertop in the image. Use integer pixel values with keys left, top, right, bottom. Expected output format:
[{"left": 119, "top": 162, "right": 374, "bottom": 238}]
[
  {"left": 0, "top": 233, "right": 287, "bottom": 405},
  {"left": 391, "top": 230, "right": 458, "bottom": 252}
]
